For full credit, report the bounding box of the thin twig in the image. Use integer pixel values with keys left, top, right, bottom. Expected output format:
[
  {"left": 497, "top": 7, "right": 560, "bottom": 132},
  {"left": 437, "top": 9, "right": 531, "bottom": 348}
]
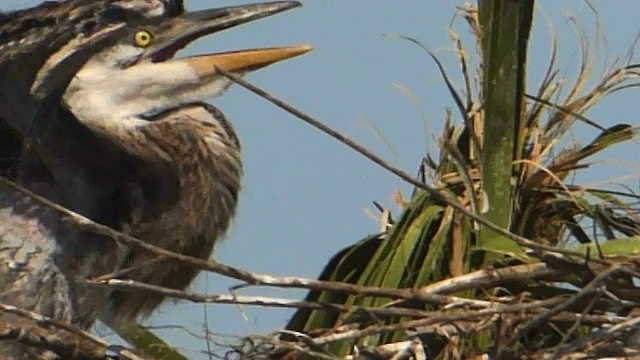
[
  {"left": 497, "top": 265, "right": 624, "bottom": 358},
  {"left": 0, "top": 303, "right": 146, "bottom": 360},
  {"left": 0, "top": 176, "right": 520, "bottom": 309},
  {"left": 386, "top": 262, "right": 556, "bottom": 309},
  {"left": 214, "top": 67, "right": 616, "bottom": 265},
  {"left": 90, "top": 279, "right": 436, "bottom": 318}
]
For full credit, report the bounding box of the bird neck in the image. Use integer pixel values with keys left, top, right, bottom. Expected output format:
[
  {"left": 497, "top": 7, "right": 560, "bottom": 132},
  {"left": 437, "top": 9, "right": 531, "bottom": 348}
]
[
  {"left": 66, "top": 105, "right": 242, "bottom": 242},
  {"left": 62, "top": 59, "right": 234, "bottom": 121},
  {"left": 143, "top": 116, "right": 242, "bottom": 235}
]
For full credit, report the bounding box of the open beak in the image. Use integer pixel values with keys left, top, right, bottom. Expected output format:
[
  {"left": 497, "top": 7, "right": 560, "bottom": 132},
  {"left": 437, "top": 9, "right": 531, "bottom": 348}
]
[
  {"left": 32, "top": 1, "right": 310, "bottom": 99},
  {"left": 146, "top": 1, "right": 307, "bottom": 63},
  {"left": 144, "top": 1, "right": 312, "bottom": 81},
  {"left": 182, "top": 45, "right": 312, "bottom": 77}
]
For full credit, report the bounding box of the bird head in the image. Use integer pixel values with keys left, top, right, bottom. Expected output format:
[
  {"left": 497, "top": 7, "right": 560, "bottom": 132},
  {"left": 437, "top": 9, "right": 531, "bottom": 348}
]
[{"left": 57, "top": 1, "right": 312, "bottom": 122}]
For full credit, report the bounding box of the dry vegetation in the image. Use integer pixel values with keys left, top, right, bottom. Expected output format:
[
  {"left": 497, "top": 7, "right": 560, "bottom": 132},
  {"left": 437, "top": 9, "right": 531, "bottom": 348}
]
[
  {"left": 3, "top": 2, "right": 640, "bottom": 360},
  {"left": 228, "top": 4, "right": 640, "bottom": 359}
]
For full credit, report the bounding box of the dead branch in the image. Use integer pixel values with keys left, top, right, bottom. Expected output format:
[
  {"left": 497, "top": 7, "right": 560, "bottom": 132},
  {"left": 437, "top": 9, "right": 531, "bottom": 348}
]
[{"left": 0, "top": 303, "right": 149, "bottom": 360}]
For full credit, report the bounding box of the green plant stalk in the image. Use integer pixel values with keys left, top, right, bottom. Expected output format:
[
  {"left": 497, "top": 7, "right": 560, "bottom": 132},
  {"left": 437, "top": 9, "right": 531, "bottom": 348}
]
[
  {"left": 106, "top": 320, "right": 188, "bottom": 360},
  {"left": 477, "top": 0, "right": 534, "bottom": 258}
]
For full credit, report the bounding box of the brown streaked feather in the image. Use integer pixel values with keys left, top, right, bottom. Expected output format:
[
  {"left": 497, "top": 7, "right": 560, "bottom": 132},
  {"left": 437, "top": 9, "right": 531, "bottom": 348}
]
[{"left": 105, "top": 102, "right": 243, "bottom": 321}]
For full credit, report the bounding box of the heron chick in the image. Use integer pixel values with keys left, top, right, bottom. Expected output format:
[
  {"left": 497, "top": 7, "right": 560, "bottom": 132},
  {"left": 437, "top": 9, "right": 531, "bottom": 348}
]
[
  {"left": 0, "top": 0, "right": 185, "bottom": 140},
  {"left": 53, "top": 2, "right": 311, "bottom": 323},
  {"left": 0, "top": 1, "right": 309, "bottom": 358},
  {"left": 1, "top": 2, "right": 207, "bottom": 358}
]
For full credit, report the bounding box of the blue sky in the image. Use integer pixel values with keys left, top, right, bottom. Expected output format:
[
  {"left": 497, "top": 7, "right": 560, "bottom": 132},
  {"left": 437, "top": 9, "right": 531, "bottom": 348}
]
[{"left": 4, "top": 1, "right": 640, "bottom": 358}]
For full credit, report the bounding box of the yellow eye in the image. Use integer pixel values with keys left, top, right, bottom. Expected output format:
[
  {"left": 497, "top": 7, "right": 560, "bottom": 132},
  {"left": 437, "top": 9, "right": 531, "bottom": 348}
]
[{"left": 133, "top": 30, "right": 153, "bottom": 47}]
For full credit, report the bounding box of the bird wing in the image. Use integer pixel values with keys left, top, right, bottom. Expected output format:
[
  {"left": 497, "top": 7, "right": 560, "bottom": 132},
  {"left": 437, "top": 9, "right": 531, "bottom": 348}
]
[
  {"left": 0, "top": 180, "right": 86, "bottom": 359},
  {"left": 0, "top": 3, "right": 177, "bottom": 356}
]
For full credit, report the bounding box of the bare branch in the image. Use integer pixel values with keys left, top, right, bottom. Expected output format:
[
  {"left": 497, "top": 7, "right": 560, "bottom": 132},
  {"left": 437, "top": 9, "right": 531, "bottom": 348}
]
[{"left": 0, "top": 303, "right": 148, "bottom": 360}]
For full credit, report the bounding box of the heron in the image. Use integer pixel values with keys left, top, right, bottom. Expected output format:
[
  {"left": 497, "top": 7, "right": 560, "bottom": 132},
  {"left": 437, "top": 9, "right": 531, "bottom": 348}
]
[
  {"left": 1, "top": 0, "right": 185, "bottom": 183},
  {"left": 0, "top": 2, "right": 189, "bottom": 359},
  {"left": 0, "top": 0, "right": 191, "bottom": 164},
  {"left": 49, "top": 0, "right": 309, "bottom": 324},
  {"left": 1, "top": 3, "right": 191, "bottom": 358},
  {"left": 0, "top": 1, "right": 310, "bottom": 356}
]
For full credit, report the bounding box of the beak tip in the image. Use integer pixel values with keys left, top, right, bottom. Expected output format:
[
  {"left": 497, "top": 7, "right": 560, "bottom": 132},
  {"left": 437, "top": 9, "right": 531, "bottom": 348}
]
[
  {"left": 299, "top": 44, "right": 314, "bottom": 53},
  {"left": 281, "top": 44, "right": 314, "bottom": 62},
  {"left": 288, "top": 44, "right": 313, "bottom": 58}
]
